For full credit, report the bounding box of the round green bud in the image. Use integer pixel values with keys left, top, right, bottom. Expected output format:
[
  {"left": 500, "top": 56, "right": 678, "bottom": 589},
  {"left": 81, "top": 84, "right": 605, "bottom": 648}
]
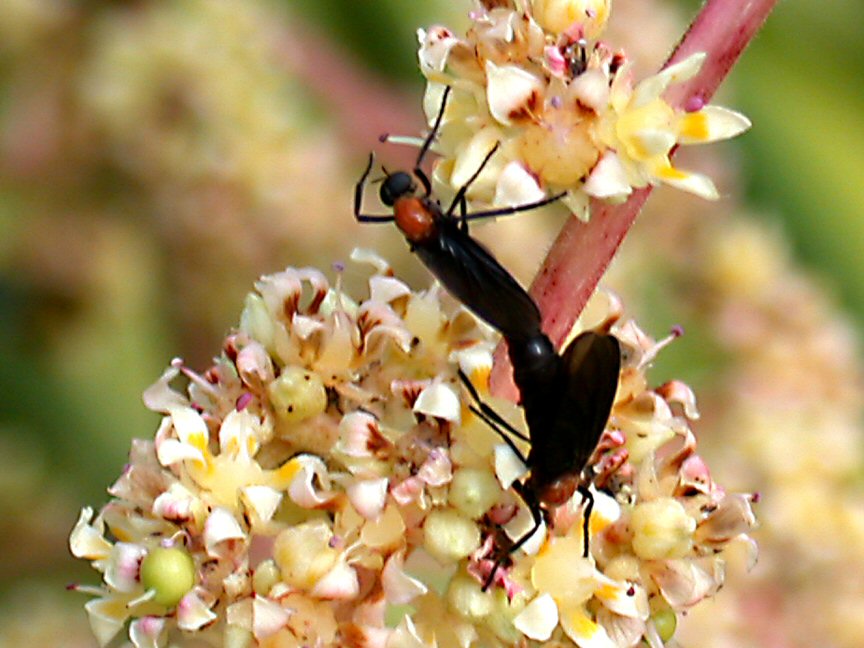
[
  {"left": 268, "top": 366, "right": 327, "bottom": 424},
  {"left": 140, "top": 546, "right": 196, "bottom": 607},
  {"left": 652, "top": 606, "right": 677, "bottom": 642}
]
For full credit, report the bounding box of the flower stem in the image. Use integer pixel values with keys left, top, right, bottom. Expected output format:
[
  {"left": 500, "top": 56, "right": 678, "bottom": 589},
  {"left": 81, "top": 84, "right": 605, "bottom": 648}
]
[{"left": 491, "top": 0, "right": 780, "bottom": 398}]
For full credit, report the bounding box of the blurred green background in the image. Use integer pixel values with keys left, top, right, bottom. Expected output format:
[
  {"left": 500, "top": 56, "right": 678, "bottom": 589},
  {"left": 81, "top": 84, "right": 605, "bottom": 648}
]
[{"left": 0, "top": 0, "right": 862, "bottom": 645}]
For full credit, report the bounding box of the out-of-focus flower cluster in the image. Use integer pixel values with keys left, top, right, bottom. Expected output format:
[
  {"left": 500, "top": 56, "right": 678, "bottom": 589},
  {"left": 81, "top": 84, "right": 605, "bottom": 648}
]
[
  {"left": 410, "top": 0, "right": 750, "bottom": 219},
  {"left": 609, "top": 206, "right": 864, "bottom": 648},
  {"left": 70, "top": 252, "right": 755, "bottom": 647}
]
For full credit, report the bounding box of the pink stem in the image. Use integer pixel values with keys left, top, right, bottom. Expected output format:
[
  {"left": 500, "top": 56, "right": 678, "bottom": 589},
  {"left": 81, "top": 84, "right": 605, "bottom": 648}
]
[{"left": 490, "top": 0, "right": 779, "bottom": 399}]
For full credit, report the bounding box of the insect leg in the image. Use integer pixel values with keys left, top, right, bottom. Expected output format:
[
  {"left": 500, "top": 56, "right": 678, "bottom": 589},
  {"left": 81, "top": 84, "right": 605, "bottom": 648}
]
[
  {"left": 577, "top": 484, "right": 595, "bottom": 558},
  {"left": 415, "top": 86, "right": 452, "bottom": 172},
  {"left": 482, "top": 481, "right": 543, "bottom": 591},
  {"left": 458, "top": 369, "right": 530, "bottom": 443},
  {"left": 353, "top": 153, "right": 396, "bottom": 223},
  {"left": 460, "top": 191, "right": 567, "bottom": 222},
  {"left": 444, "top": 143, "right": 502, "bottom": 226}
]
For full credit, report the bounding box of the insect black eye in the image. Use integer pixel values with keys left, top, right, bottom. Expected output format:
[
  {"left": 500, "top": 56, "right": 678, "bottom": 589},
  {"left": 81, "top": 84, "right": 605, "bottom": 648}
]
[{"left": 380, "top": 172, "right": 414, "bottom": 206}]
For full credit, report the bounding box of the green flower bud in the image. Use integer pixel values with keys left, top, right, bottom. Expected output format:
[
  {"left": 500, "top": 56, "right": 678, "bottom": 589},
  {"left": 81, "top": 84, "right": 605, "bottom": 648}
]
[{"left": 140, "top": 546, "right": 196, "bottom": 607}]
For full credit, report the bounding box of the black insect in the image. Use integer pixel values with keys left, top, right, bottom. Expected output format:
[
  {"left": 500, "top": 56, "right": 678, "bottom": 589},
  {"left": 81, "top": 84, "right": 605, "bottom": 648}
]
[
  {"left": 460, "top": 326, "right": 620, "bottom": 589},
  {"left": 353, "top": 85, "right": 564, "bottom": 341},
  {"left": 353, "top": 85, "right": 620, "bottom": 590}
]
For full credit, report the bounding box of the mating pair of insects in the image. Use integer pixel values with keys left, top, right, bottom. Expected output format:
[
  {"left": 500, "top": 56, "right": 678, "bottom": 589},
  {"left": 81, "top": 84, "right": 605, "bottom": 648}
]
[{"left": 354, "top": 87, "right": 621, "bottom": 589}]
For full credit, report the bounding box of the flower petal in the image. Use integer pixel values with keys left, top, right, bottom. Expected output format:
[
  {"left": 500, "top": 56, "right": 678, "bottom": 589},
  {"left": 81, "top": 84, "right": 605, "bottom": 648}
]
[
  {"left": 70, "top": 507, "right": 112, "bottom": 561},
  {"left": 414, "top": 382, "right": 461, "bottom": 423},
  {"left": 583, "top": 151, "right": 632, "bottom": 200},
  {"left": 632, "top": 52, "right": 705, "bottom": 107},
  {"left": 514, "top": 593, "right": 559, "bottom": 641},
  {"left": 493, "top": 160, "right": 546, "bottom": 206},
  {"left": 678, "top": 105, "right": 751, "bottom": 144},
  {"left": 347, "top": 478, "right": 389, "bottom": 520},
  {"left": 241, "top": 485, "right": 283, "bottom": 523},
  {"left": 84, "top": 597, "right": 129, "bottom": 647},
  {"left": 204, "top": 507, "right": 245, "bottom": 558},
  {"left": 560, "top": 605, "right": 617, "bottom": 648},
  {"left": 129, "top": 616, "right": 166, "bottom": 648},
  {"left": 653, "top": 163, "right": 719, "bottom": 200},
  {"left": 382, "top": 551, "right": 428, "bottom": 605},
  {"left": 177, "top": 589, "right": 218, "bottom": 631},
  {"left": 486, "top": 61, "right": 543, "bottom": 126}
]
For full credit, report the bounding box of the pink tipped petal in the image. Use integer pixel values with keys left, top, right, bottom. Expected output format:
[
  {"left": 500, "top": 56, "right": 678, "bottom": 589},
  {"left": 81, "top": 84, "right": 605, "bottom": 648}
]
[
  {"left": 338, "top": 411, "right": 386, "bottom": 459},
  {"left": 679, "top": 455, "right": 713, "bottom": 495},
  {"left": 416, "top": 448, "right": 453, "bottom": 487},
  {"left": 152, "top": 483, "right": 198, "bottom": 523},
  {"left": 204, "top": 507, "right": 245, "bottom": 558},
  {"left": 129, "top": 616, "right": 166, "bottom": 648},
  {"left": 347, "top": 478, "right": 389, "bottom": 520},
  {"left": 312, "top": 560, "right": 360, "bottom": 600},
  {"left": 513, "top": 593, "right": 559, "bottom": 640},
  {"left": 382, "top": 551, "right": 428, "bottom": 605},
  {"left": 544, "top": 44, "right": 568, "bottom": 76},
  {"left": 251, "top": 595, "right": 292, "bottom": 639},
  {"left": 651, "top": 558, "right": 724, "bottom": 608},
  {"left": 176, "top": 589, "right": 218, "bottom": 631},
  {"left": 105, "top": 542, "right": 147, "bottom": 593},
  {"left": 235, "top": 342, "right": 274, "bottom": 388},
  {"left": 417, "top": 26, "right": 459, "bottom": 74}
]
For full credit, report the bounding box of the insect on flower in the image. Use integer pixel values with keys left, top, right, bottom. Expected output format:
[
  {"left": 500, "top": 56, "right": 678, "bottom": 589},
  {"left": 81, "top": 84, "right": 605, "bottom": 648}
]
[
  {"left": 461, "top": 322, "right": 620, "bottom": 589},
  {"left": 353, "top": 85, "right": 564, "bottom": 341},
  {"left": 354, "top": 86, "right": 620, "bottom": 591}
]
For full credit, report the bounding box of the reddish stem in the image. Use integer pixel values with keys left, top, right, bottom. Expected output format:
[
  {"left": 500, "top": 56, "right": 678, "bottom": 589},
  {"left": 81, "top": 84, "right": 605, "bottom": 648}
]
[{"left": 490, "top": 0, "right": 779, "bottom": 399}]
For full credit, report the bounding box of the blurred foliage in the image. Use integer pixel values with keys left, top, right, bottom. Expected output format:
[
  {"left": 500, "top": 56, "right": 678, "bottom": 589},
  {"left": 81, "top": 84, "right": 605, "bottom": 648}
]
[{"left": 0, "top": 0, "right": 862, "bottom": 644}]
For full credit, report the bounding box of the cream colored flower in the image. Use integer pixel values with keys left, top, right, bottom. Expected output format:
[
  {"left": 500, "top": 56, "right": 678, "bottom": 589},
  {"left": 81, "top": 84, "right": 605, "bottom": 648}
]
[
  {"left": 411, "top": 1, "right": 749, "bottom": 221},
  {"left": 70, "top": 254, "right": 755, "bottom": 646}
]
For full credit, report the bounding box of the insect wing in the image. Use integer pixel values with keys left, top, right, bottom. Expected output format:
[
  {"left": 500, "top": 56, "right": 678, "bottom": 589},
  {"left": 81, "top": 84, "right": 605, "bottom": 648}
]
[
  {"left": 556, "top": 331, "right": 621, "bottom": 468},
  {"left": 415, "top": 220, "right": 542, "bottom": 340}
]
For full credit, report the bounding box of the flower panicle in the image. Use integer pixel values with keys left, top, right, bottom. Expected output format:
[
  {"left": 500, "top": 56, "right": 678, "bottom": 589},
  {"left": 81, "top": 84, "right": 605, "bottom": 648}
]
[
  {"left": 407, "top": 0, "right": 750, "bottom": 221},
  {"left": 69, "top": 249, "right": 756, "bottom": 647}
]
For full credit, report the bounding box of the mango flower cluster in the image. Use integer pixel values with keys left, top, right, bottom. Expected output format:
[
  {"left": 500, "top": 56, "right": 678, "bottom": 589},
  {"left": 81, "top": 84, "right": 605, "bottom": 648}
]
[
  {"left": 413, "top": 0, "right": 751, "bottom": 220},
  {"left": 69, "top": 251, "right": 755, "bottom": 647}
]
